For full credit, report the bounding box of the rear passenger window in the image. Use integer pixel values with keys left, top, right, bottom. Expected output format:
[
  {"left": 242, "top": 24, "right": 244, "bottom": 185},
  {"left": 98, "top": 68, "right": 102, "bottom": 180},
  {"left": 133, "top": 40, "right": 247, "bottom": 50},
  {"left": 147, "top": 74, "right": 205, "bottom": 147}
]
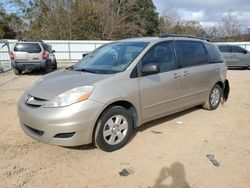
[
  {"left": 204, "top": 43, "right": 223, "bottom": 63},
  {"left": 232, "top": 46, "right": 245, "bottom": 53},
  {"left": 175, "top": 41, "right": 208, "bottom": 68},
  {"left": 218, "top": 46, "right": 231, "bottom": 52},
  {"left": 14, "top": 43, "right": 41, "bottom": 53},
  {"left": 141, "top": 41, "right": 176, "bottom": 73},
  {"left": 42, "top": 43, "right": 49, "bottom": 52}
]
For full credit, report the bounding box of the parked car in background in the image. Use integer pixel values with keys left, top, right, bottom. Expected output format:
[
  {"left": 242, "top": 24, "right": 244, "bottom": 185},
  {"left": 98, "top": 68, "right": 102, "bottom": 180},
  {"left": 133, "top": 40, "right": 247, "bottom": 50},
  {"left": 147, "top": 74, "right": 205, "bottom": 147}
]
[
  {"left": 11, "top": 40, "right": 57, "bottom": 75},
  {"left": 217, "top": 44, "right": 250, "bottom": 68},
  {"left": 17, "top": 35, "right": 230, "bottom": 152}
]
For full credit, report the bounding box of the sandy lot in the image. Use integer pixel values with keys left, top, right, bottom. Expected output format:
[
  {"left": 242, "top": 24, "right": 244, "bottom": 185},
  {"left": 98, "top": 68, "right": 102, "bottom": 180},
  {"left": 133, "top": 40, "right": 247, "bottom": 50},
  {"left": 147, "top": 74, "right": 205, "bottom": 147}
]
[{"left": 0, "top": 66, "right": 250, "bottom": 188}]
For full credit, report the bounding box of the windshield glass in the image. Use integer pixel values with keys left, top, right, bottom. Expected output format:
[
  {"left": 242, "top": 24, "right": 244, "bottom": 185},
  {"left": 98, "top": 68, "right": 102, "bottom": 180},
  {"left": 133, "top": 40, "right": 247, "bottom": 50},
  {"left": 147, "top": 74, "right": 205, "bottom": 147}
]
[
  {"left": 14, "top": 43, "right": 41, "bottom": 53},
  {"left": 72, "top": 42, "right": 149, "bottom": 74}
]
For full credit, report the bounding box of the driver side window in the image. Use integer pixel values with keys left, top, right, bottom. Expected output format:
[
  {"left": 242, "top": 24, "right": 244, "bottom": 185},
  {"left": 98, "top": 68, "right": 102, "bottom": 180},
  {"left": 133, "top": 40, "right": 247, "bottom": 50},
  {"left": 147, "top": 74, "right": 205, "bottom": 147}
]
[{"left": 141, "top": 41, "right": 176, "bottom": 73}]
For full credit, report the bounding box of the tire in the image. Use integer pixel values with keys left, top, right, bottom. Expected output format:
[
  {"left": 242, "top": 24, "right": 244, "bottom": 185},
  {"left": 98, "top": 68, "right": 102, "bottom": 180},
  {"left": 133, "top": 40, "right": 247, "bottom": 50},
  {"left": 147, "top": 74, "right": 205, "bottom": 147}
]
[
  {"left": 13, "top": 68, "right": 21, "bottom": 75},
  {"left": 53, "top": 60, "right": 57, "bottom": 69},
  {"left": 94, "top": 106, "right": 133, "bottom": 152},
  {"left": 44, "top": 61, "right": 52, "bottom": 74},
  {"left": 203, "top": 84, "right": 222, "bottom": 110}
]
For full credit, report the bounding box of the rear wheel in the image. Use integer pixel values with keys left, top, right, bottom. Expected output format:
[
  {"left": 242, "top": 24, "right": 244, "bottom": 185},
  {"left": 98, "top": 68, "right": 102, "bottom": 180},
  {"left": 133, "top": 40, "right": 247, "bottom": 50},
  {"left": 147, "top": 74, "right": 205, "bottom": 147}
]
[
  {"left": 94, "top": 106, "right": 133, "bottom": 152},
  {"left": 203, "top": 84, "right": 222, "bottom": 110},
  {"left": 53, "top": 60, "right": 57, "bottom": 69},
  {"left": 13, "top": 68, "right": 21, "bottom": 75},
  {"left": 44, "top": 61, "right": 52, "bottom": 74}
]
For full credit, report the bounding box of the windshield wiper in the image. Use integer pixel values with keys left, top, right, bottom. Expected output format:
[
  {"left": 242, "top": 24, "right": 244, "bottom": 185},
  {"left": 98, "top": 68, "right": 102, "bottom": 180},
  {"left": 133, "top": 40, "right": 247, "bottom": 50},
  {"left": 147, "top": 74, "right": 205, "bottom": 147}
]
[
  {"left": 65, "top": 66, "right": 73, "bottom": 70},
  {"left": 73, "top": 68, "right": 96, "bottom": 73}
]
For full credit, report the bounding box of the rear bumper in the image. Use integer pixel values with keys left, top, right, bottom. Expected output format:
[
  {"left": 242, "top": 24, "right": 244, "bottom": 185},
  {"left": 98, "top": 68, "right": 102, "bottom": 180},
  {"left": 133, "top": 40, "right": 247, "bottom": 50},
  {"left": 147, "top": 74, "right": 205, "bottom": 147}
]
[
  {"left": 11, "top": 60, "right": 46, "bottom": 70},
  {"left": 17, "top": 94, "right": 103, "bottom": 146}
]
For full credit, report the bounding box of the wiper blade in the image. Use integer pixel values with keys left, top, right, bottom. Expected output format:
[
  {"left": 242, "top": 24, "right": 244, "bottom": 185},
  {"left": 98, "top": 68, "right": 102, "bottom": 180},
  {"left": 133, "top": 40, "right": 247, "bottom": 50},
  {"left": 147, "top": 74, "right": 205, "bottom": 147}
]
[
  {"left": 65, "top": 66, "right": 73, "bottom": 70},
  {"left": 74, "top": 68, "right": 95, "bottom": 73}
]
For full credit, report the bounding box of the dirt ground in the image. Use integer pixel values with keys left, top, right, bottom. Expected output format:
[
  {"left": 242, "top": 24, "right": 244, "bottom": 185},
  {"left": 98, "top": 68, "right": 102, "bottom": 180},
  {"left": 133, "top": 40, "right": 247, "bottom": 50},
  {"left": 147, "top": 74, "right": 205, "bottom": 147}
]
[{"left": 0, "top": 65, "right": 250, "bottom": 188}]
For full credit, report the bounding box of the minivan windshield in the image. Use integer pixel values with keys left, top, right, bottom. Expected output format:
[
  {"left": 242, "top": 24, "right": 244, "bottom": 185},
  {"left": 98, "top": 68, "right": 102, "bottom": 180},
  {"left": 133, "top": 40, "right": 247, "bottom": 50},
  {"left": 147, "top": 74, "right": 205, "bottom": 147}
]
[{"left": 71, "top": 42, "right": 149, "bottom": 74}]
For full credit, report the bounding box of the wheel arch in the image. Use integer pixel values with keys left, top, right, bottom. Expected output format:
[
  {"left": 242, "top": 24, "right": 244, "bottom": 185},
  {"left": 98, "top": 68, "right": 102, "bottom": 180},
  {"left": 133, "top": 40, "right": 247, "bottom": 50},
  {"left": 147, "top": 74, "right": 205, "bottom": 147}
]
[
  {"left": 216, "top": 81, "right": 224, "bottom": 89},
  {"left": 92, "top": 100, "right": 139, "bottom": 142}
]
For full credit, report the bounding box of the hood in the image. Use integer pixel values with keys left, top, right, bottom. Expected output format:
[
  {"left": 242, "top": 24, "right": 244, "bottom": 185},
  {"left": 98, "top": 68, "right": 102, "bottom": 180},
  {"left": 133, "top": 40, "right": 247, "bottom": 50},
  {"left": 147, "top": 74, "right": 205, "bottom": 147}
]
[{"left": 27, "top": 69, "right": 112, "bottom": 100}]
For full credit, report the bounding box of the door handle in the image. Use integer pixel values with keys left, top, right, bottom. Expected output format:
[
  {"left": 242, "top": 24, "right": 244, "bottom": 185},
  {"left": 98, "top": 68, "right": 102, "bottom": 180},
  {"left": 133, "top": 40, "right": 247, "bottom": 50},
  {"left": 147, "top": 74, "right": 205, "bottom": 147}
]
[
  {"left": 173, "top": 73, "right": 181, "bottom": 79},
  {"left": 183, "top": 71, "right": 190, "bottom": 76}
]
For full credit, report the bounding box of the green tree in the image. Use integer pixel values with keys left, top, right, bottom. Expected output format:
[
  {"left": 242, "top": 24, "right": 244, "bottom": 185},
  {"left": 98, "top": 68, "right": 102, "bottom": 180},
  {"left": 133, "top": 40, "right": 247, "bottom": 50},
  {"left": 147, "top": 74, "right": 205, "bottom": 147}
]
[
  {"left": 136, "top": 0, "right": 159, "bottom": 36},
  {"left": 10, "top": 0, "right": 159, "bottom": 40},
  {"left": 0, "top": 4, "right": 21, "bottom": 39}
]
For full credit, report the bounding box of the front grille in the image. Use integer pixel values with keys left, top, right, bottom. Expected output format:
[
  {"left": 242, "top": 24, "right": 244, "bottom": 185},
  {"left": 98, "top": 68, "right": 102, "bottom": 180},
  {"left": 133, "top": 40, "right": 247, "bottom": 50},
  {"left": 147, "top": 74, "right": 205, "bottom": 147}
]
[
  {"left": 24, "top": 124, "right": 44, "bottom": 136},
  {"left": 25, "top": 95, "right": 48, "bottom": 107}
]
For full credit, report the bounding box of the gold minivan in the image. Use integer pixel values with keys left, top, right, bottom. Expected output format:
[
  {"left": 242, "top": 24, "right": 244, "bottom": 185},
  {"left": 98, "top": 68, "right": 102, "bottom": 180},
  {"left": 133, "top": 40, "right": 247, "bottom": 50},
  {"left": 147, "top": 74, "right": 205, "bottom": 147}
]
[{"left": 17, "top": 35, "right": 230, "bottom": 152}]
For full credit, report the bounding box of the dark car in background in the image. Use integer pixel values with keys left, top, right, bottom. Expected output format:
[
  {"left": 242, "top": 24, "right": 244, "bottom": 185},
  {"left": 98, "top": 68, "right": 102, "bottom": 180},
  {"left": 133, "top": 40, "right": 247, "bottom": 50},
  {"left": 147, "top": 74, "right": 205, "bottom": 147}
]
[
  {"left": 217, "top": 44, "right": 250, "bottom": 69},
  {"left": 11, "top": 40, "right": 57, "bottom": 75}
]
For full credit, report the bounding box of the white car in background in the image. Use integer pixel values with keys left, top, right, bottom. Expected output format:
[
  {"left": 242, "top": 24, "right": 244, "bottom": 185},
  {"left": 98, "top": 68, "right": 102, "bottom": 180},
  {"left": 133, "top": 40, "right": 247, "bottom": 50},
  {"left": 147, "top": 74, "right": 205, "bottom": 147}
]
[{"left": 217, "top": 44, "right": 250, "bottom": 69}]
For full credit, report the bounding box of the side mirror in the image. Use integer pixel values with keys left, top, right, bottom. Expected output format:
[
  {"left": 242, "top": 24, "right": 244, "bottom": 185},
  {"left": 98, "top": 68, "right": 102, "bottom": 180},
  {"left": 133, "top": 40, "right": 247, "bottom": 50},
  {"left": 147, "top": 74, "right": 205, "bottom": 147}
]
[
  {"left": 141, "top": 63, "right": 159, "bottom": 76},
  {"left": 52, "top": 50, "right": 55, "bottom": 53},
  {"left": 82, "top": 53, "right": 88, "bottom": 58}
]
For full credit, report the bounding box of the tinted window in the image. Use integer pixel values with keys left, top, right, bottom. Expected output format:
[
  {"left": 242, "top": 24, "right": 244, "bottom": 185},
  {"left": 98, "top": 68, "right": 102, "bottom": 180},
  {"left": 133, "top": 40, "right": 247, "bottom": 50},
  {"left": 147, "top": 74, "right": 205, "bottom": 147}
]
[
  {"left": 141, "top": 41, "right": 176, "bottom": 73},
  {"left": 204, "top": 43, "right": 224, "bottom": 63},
  {"left": 41, "top": 43, "right": 49, "bottom": 51},
  {"left": 175, "top": 41, "right": 208, "bottom": 68},
  {"left": 218, "top": 46, "right": 231, "bottom": 52},
  {"left": 14, "top": 43, "right": 41, "bottom": 53},
  {"left": 232, "top": 46, "right": 245, "bottom": 53}
]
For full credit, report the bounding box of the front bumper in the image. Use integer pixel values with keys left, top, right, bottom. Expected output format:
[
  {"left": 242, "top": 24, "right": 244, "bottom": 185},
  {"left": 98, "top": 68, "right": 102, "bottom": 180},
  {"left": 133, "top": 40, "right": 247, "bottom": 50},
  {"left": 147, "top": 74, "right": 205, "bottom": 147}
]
[{"left": 17, "top": 95, "right": 103, "bottom": 146}]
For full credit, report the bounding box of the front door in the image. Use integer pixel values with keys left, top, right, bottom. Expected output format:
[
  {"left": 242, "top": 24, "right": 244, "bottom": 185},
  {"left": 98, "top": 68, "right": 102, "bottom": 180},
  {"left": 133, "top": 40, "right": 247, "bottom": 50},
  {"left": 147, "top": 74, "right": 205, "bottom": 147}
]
[{"left": 138, "top": 41, "right": 183, "bottom": 122}]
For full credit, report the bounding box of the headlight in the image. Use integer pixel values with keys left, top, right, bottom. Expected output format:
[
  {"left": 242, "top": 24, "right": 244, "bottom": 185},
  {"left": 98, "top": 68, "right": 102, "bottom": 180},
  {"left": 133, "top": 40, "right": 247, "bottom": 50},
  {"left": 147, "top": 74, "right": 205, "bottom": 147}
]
[{"left": 44, "top": 86, "right": 94, "bottom": 108}]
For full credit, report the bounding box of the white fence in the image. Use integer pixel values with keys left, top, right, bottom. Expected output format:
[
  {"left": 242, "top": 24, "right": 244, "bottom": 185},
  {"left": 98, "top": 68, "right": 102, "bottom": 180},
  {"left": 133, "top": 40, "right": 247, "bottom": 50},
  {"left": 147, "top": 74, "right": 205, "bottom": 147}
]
[
  {"left": 0, "top": 40, "right": 111, "bottom": 72},
  {"left": 1, "top": 39, "right": 250, "bottom": 72}
]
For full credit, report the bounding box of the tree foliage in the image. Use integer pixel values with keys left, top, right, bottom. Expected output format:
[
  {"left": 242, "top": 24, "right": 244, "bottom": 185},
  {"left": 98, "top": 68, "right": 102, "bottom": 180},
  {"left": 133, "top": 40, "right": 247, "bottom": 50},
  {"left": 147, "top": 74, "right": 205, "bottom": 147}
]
[
  {"left": 1, "top": 1, "right": 250, "bottom": 41},
  {"left": 8, "top": 0, "right": 159, "bottom": 40},
  {"left": 0, "top": 3, "right": 22, "bottom": 38}
]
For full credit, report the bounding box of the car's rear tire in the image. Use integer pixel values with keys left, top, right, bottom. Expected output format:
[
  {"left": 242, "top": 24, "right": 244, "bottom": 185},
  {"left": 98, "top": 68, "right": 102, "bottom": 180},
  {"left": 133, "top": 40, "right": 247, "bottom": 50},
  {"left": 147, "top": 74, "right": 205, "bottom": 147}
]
[
  {"left": 94, "top": 106, "right": 133, "bottom": 152},
  {"left": 53, "top": 60, "right": 57, "bottom": 69},
  {"left": 52, "top": 60, "right": 57, "bottom": 69},
  {"left": 13, "top": 68, "right": 21, "bottom": 75},
  {"left": 44, "top": 61, "right": 52, "bottom": 74},
  {"left": 203, "top": 84, "right": 222, "bottom": 110}
]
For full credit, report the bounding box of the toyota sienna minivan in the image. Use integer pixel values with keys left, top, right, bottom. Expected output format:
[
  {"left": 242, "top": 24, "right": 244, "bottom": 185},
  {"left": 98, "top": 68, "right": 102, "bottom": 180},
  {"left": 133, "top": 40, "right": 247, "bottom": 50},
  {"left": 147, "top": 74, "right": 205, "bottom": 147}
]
[{"left": 17, "top": 35, "right": 230, "bottom": 152}]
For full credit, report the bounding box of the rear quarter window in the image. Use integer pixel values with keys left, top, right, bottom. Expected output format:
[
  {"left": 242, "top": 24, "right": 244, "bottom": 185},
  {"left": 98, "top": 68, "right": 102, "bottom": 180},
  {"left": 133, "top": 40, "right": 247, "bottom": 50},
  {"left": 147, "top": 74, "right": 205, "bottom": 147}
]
[
  {"left": 14, "top": 43, "right": 41, "bottom": 53},
  {"left": 204, "top": 43, "right": 224, "bottom": 63},
  {"left": 232, "top": 46, "right": 246, "bottom": 53}
]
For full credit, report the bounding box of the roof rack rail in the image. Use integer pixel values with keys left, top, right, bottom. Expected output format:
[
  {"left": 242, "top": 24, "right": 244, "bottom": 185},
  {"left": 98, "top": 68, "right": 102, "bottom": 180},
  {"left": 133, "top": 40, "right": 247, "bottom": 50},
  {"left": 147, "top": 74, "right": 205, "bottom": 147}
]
[
  {"left": 159, "top": 34, "right": 211, "bottom": 42},
  {"left": 18, "top": 39, "right": 44, "bottom": 43}
]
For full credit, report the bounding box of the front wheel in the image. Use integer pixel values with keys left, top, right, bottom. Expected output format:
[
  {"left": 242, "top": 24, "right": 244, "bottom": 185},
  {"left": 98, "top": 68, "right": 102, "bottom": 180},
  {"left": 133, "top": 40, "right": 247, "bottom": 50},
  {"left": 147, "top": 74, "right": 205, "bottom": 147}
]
[
  {"left": 94, "top": 106, "right": 133, "bottom": 152},
  {"left": 203, "top": 84, "right": 222, "bottom": 110}
]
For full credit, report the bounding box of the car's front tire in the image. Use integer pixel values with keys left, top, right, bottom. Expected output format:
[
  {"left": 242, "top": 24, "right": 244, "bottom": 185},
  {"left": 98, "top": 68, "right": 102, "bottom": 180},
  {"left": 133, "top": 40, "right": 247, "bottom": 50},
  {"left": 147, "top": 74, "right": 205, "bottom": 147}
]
[
  {"left": 94, "top": 106, "right": 133, "bottom": 152},
  {"left": 203, "top": 84, "right": 222, "bottom": 110}
]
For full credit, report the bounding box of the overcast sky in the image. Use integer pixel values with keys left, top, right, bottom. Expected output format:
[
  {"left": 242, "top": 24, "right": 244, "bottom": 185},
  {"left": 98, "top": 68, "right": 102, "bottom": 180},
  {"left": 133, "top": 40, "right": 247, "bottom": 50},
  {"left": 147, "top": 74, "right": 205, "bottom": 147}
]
[{"left": 153, "top": 0, "right": 250, "bottom": 27}]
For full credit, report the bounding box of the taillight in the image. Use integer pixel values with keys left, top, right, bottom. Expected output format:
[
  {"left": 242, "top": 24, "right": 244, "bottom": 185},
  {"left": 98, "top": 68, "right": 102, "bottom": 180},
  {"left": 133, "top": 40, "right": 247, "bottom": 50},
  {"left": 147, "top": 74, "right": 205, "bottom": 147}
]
[
  {"left": 42, "top": 52, "right": 46, "bottom": 60},
  {"left": 10, "top": 52, "right": 14, "bottom": 60}
]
